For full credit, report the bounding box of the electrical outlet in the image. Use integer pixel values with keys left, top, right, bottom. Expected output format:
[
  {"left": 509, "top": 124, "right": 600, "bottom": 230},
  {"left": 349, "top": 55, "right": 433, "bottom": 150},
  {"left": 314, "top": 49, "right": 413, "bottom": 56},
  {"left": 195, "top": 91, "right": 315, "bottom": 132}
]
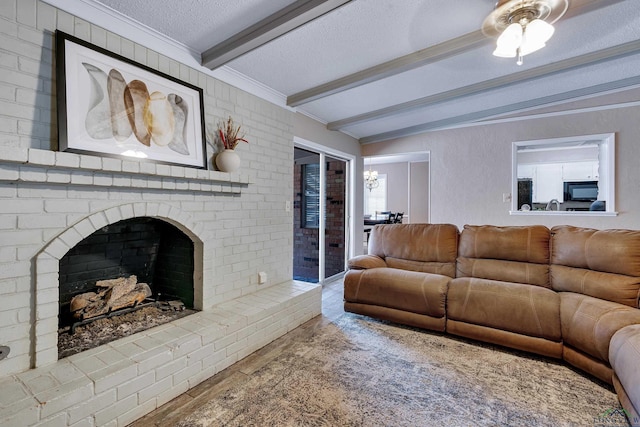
[
  {"left": 285, "top": 200, "right": 291, "bottom": 212},
  {"left": 258, "top": 272, "right": 267, "bottom": 284},
  {"left": 502, "top": 193, "right": 511, "bottom": 203}
]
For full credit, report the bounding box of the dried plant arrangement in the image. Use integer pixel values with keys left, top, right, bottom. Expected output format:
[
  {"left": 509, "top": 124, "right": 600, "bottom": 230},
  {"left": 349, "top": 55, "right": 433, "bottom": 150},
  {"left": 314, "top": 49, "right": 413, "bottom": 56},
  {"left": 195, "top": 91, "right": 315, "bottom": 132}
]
[{"left": 217, "top": 116, "right": 248, "bottom": 150}]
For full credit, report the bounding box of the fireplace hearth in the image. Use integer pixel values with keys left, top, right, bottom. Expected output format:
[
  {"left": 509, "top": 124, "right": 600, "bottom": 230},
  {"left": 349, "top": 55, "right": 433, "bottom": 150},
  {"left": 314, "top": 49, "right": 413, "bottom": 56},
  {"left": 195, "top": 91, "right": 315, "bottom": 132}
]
[{"left": 58, "top": 303, "right": 196, "bottom": 358}]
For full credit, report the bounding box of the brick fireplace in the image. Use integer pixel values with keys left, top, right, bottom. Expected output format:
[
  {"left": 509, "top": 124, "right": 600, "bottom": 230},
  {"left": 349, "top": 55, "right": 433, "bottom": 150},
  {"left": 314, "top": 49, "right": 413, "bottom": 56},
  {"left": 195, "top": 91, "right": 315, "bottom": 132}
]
[
  {"left": 0, "top": 147, "right": 321, "bottom": 426},
  {"left": 0, "top": 3, "right": 326, "bottom": 423}
]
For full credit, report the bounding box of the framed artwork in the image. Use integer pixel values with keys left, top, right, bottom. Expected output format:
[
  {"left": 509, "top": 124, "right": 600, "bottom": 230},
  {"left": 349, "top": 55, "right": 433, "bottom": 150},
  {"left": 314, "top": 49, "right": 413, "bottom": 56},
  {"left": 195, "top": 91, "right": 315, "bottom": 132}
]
[{"left": 55, "top": 30, "right": 207, "bottom": 169}]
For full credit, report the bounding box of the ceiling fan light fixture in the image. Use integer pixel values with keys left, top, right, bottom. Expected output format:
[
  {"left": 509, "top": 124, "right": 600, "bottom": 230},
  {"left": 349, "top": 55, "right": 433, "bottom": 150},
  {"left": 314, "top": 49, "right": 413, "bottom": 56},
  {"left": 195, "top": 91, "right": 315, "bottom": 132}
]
[
  {"left": 494, "top": 22, "right": 523, "bottom": 55},
  {"left": 519, "top": 40, "right": 546, "bottom": 56},
  {"left": 525, "top": 18, "right": 555, "bottom": 45},
  {"left": 493, "top": 46, "right": 517, "bottom": 58},
  {"left": 483, "top": 0, "right": 568, "bottom": 65}
]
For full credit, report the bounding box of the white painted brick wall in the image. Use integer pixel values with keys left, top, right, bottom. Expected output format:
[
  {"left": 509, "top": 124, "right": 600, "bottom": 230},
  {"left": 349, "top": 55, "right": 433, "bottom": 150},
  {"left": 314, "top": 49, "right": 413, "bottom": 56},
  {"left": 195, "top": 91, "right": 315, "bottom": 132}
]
[{"left": 0, "top": 1, "right": 328, "bottom": 424}]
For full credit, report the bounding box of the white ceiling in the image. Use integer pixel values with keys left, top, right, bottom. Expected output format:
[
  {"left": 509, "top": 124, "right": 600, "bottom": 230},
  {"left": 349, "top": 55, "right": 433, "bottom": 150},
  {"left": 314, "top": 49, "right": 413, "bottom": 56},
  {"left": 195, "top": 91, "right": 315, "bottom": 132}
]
[{"left": 49, "top": 0, "right": 640, "bottom": 144}]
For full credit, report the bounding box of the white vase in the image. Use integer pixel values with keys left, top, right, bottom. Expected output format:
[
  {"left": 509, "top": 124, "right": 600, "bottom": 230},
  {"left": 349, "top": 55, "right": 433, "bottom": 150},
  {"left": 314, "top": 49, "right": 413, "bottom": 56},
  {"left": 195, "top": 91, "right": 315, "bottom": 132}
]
[{"left": 215, "top": 149, "right": 240, "bottom": 172}]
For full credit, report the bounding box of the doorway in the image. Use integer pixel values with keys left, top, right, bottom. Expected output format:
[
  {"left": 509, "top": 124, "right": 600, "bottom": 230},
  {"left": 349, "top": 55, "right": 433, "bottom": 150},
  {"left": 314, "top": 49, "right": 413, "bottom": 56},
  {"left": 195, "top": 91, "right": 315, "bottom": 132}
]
[
  {"left": 293, "top": 144, "right": 352, "bottom": 284},
  {"left": 363, "top": 152, "right": 430, "bottom": 228}
]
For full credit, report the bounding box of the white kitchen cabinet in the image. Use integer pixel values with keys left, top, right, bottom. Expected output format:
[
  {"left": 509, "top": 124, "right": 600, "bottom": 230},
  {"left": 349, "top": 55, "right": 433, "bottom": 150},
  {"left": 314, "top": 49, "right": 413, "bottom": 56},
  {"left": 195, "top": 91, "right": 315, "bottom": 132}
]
[
  {"left": 517, "top": 164, "right": 536, "bottom": 179},
  {"left": 520, "top": 161, "right": 599, "bottom": 204},
  {"left": 534, "top": 163, "right": 563, "bottom": 203},
  {"left": 562, "top": 161, "right": 598, "bottom": 181}
]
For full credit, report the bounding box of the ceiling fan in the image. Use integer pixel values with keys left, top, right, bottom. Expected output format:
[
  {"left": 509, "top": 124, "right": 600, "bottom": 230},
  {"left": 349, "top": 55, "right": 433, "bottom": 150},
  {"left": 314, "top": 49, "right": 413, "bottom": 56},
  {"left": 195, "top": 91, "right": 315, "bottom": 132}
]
[{"left": 482, "top": 0, "right": 569, "bottom": 65}]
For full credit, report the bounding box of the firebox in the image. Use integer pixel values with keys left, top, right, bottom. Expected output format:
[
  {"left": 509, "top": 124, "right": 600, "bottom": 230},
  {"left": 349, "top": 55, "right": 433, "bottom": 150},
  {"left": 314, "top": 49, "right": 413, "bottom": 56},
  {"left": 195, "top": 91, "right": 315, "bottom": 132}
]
[{"left": 58, "top": 217, "right": 195, "bottom": 328}]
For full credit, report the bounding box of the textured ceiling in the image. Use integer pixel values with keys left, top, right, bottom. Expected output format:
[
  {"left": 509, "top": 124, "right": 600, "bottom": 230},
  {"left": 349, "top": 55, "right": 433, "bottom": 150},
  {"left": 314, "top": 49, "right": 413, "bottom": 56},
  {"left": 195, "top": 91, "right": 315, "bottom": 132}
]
[{"left": 66, "top": 0, "right": 640, "bottom": 144}]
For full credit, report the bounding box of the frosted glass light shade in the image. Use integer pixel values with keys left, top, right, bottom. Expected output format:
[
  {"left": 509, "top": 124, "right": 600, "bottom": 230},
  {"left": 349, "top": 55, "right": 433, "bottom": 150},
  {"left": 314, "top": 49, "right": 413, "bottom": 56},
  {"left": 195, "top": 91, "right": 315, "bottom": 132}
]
[
  {"left": 492, "top": 19, "right": 555, "bottom": 61},
  {"left": 493, "top": 23, "right": 523, "bottom": 57},
  {"left": 525, "top": 19, "right": 555, "bottom": 45}
]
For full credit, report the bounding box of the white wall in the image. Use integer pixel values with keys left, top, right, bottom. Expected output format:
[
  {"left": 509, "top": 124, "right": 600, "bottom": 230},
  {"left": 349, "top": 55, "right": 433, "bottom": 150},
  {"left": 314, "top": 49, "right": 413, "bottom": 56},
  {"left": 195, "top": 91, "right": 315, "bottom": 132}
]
[
  {"left": 293, "top": 113, "right": 360, "bottom": 157},
  {"left": 362, "top": 104, "right": 640, "bottom": 230},
  {"left": 372, "top": 162, "right": 408, "bottom": 215},
  {"left": 410, "top": 161, "right": 429, "bottom": 223}
]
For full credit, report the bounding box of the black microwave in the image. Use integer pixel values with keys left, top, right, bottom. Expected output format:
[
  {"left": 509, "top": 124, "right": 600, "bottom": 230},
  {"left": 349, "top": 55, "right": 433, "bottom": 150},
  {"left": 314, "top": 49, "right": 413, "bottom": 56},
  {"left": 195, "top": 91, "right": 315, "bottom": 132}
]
[{"left": 563, "top": 181, "right": 599, "bottom": 201}]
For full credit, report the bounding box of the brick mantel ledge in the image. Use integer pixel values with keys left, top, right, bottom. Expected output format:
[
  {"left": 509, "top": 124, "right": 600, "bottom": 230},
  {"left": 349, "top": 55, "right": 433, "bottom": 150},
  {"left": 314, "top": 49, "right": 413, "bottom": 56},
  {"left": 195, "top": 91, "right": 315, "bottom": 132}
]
[{"left": 0, "top": 147, "right": 250, "bottom": 194}]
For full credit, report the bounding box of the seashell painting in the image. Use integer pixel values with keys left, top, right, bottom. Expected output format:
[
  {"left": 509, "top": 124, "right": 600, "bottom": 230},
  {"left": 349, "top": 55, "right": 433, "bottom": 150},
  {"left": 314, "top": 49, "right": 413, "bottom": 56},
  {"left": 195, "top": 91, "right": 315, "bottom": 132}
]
[
  {"left": 82, "top": 63, "right": 113, "bottom": 139},
  {"left": 124, "top": 80, "right": 151, "bottom": 146},
  {"left": 107, "top": 69, "right": 132, "bottom": 142},
  {"left": 167, "top": 93, "right": 190, "bottom": 155},
  {"left": 144, "top": 91, "right": 175, "bottom": 147}
]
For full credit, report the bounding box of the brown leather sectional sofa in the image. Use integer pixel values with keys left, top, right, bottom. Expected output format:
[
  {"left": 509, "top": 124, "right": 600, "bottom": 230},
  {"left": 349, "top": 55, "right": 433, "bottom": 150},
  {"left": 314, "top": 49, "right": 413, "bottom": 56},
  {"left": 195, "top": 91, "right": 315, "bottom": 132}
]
[{"left": 344, "top": 223, "right": 640, "bottom": 425}]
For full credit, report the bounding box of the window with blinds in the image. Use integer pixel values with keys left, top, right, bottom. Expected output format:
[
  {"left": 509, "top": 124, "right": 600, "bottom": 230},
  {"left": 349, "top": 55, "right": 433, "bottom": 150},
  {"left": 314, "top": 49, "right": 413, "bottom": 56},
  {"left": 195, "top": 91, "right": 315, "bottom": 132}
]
[{"left": 302, "top": 163, "right": 320, "bottom": 228}]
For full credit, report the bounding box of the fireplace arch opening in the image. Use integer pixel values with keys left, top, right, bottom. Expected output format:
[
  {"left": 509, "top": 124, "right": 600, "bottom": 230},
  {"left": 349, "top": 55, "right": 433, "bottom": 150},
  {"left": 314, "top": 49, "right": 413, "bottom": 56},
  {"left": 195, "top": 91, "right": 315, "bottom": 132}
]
[{"left": 57, "top": 216, "right": 197, "bottom": 357}]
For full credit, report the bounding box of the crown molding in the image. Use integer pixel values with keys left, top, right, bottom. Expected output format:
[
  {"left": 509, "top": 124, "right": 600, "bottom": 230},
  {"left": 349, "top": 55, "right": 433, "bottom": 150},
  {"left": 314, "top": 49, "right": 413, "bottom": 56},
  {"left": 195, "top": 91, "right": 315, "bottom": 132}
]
[{"left": 41, "top": 0, "right": 292, "bottom": 110}]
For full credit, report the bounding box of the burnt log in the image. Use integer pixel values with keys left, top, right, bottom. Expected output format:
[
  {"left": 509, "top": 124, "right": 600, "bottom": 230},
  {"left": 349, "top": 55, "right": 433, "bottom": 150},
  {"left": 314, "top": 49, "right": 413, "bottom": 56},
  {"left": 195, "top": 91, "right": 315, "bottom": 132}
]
[
  {"left": 70, "top": 276, "right": 152, "bottom": 320},
  {"left": 108, "top": 283, "right": 152, "bottom": 311}
]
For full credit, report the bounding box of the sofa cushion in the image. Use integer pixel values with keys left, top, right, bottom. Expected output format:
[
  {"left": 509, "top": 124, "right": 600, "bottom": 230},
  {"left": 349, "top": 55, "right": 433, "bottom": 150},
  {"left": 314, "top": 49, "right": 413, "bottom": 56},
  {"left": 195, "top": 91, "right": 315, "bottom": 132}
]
[
  {"left": 447, "top": 277, "right": 561, "bottom": 341},
  {"left": 610, "top": 324, "right": 640, "bottom": 424},
  {"left": 560, "top": 292, "right": 640, "bottom": 363},
  {"left": 344, "top": 268, "right": 449, "bottom": 318},
  {"left": 457, "top": 225, "right": 550, "bottom": 287},
  {"left": 551, "top": 226, "right": 640, "bottom": 276},
  {"left": 551, "top": 265, "right": 640, "bottom": 308},
  {"left": 457, "top": 258, "right": 550, "bottom": 288},
  {"left": 551, "top": 226, "right": 640, "bottom": 307},
  {"left": 368, "top": 223, "right": 458, "bottom": 277}
]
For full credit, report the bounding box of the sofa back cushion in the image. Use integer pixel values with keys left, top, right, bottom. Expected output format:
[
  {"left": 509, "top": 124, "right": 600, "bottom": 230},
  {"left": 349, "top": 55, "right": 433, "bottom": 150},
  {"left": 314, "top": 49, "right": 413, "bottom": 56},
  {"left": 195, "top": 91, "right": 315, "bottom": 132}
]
[
  {"left": 551, "top": 226, "right": 640, "bottom": 308},
  {"left": 368, "top": 223, "right": 459, "bottom": 277},
  {"left": 456, "top": 224, "right": 550, "bottom": 288}
]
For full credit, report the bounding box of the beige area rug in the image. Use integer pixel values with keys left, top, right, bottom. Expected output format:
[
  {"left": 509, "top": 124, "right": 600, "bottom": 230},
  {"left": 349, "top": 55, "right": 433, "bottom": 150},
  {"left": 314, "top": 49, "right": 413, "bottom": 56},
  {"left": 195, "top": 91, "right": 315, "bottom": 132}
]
[{"left": 176, "top": 314, "right": 626, "bottom": 427}]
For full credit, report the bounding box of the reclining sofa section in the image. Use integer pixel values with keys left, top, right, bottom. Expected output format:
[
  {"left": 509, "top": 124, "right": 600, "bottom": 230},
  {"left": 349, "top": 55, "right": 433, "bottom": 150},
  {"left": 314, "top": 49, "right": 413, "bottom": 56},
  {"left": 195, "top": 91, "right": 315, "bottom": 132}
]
[
  {"left": 447, "top": 225, "right": 561, "bottom": 359},
  {"left": 344, "top": 223, "right": 640, "bottom": 422},
  {"left": 344, "top": 223, "right": 458, "bottom": 331}
]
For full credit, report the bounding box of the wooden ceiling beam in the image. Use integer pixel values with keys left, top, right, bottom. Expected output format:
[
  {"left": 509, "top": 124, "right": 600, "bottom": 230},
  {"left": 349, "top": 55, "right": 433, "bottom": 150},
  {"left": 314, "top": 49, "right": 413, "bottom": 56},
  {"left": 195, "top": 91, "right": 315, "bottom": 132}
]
[
  {"left": 359, "top": 75, "right": 640, "bottom": 144},
  {"left": 287, "top": 31, "right": 490, "bottom": 107},
  {"left": 329, "top": 39, "right": 640, "bottom": 131},
  {"left": 287, "top": 0, "right": 626, "bottom": 108},
  {"left": 202, "top": 0, "right": 352, "bottom": 70}
]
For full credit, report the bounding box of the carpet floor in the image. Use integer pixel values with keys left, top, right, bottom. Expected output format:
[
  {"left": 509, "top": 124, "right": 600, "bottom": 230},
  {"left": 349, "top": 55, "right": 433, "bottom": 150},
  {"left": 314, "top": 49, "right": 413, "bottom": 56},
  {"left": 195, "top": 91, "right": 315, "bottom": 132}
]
[{"left": 171, "top": 313, "right": 625, "bottom": 427}]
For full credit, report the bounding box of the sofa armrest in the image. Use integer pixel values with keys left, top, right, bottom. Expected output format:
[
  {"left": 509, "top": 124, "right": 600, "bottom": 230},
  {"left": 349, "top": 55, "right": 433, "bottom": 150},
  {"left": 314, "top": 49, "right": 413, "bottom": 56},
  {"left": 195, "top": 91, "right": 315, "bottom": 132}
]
[
  {"left": 348, "top": 255, "right": 387, "bottom": 270},
  {"left": 609, "top": 324, "right": 640, "bottom": 425}
]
